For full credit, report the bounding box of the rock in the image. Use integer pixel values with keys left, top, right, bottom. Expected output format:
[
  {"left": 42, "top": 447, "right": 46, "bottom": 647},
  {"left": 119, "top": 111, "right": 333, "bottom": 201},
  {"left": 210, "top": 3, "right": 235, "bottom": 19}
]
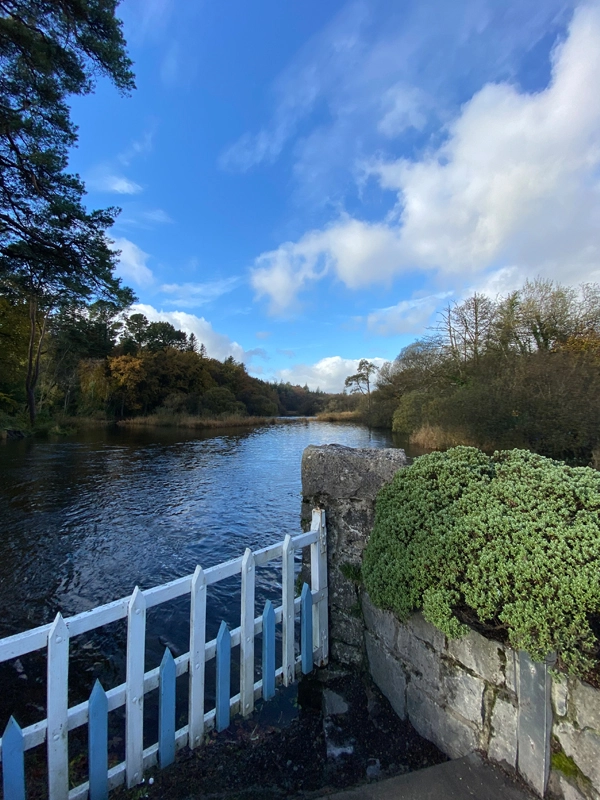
[
  {"left": 552, "top": 674, "right": 569, "bottom": 718},
  {"left": 488, "top": 696, "right": 518, "bottom": 769},
  {"left": 365, "top": 631, "right": 407, "bottom": 720},
  {"left": 322, "top": 689, "right": 349, "bottom": 717},
  {"left": 446, "top": 629, "right": 505, "bottom": 686},
  {"left": 366, "top": 758, "right": 381, "bottom": 779},
  {"left": 555, "top": 722, "right": 600, "bottom": 787},
  {"left": 571, "top": 680, "right": 600, "bottom": 732},
  {"left": 301, "top": 445, "right": 407, "bottom": 501},
  {"left": 362, "top": 593, "right": 401, "bottom": 654},
  {"left": 406, "top": 682, "right": 479, "bottom": 759}
]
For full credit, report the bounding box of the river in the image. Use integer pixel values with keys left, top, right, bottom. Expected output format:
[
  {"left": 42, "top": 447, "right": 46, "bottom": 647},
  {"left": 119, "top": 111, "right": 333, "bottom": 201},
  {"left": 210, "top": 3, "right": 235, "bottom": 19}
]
[{"left": 0, "top": 419, "right": 410, "bottom": 739}]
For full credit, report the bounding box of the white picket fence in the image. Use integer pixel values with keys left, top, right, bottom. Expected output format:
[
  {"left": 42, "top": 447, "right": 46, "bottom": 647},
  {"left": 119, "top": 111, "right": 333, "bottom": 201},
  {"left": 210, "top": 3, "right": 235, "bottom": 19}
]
[{"left": 0, "top": 509, "right": 328, "bottom": 800}]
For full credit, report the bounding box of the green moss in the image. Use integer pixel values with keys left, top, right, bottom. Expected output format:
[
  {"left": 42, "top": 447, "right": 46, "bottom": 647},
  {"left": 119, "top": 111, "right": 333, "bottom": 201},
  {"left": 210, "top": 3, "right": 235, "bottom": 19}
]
[
  {"left": 551, "top": 750, "right": 583, "bottom": 781},
  {"left": 362, "top": 446, "right": 600, "bottom": 676},
  {"left": 340, "top": 562, "right": 362, "bottom": 584}
]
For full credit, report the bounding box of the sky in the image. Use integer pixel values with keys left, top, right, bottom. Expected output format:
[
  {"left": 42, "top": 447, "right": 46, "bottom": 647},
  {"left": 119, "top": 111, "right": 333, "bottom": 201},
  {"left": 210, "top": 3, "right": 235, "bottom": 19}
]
[{"left": 67, "top": 0, "right": 600, "bottom": 391}]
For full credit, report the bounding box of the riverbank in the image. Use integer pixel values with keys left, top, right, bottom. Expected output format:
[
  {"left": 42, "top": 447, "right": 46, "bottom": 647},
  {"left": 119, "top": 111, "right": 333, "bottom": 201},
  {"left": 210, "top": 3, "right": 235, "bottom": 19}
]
[
  {"left": 316, "top": 411, "right": 362, "bottom": 422},
  {"left": 116, "top": 413, "right": 300, "bottom": 430}
]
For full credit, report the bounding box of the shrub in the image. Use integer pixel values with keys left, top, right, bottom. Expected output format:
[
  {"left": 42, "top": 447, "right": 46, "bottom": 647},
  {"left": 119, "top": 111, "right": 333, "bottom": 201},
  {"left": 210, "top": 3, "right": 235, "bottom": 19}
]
[{"left": 362, "top": 446, "right": 600, "bottom": 675}]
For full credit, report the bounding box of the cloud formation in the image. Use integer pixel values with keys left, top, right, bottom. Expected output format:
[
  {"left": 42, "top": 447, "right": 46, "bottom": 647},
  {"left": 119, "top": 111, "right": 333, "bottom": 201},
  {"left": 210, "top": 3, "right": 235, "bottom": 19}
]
[
  {"left": 159, "top": 277, "right": 240, "bottom": 308},
  {"left": 251, "top": 3, "right": 600, "bottom": 314},
  {"left": 89, "top": 170, "right": 142, "bottom": 194},
  {"left": 131, "top": 304, "right": 250, "bottom": 363},
  {"left": 274, "top": 355, "right": 386, "bottom": 393},
  {"left": 111, "top": 238, "right": 154, "bottom": 286}
]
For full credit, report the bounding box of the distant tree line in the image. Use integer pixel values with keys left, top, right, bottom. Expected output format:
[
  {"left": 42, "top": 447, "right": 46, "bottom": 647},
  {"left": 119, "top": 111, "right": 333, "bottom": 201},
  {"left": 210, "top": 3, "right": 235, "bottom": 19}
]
[
  {"left": 367, "top": 279, "right": 600, "bottom": 464},
  {"left": 0, "top": 302, "right": 330, "bottom": 422}
]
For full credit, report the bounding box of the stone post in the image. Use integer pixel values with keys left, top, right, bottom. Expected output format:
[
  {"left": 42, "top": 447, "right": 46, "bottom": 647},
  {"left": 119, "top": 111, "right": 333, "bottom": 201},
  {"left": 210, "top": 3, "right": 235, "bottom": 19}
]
[{"left": 301, "top": 444, "right": 407, "bottom": 666}]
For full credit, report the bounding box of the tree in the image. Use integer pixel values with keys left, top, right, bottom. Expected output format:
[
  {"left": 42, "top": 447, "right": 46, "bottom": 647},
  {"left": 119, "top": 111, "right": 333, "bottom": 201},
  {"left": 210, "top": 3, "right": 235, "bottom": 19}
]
[
  {"left": 0, "top": 0, "right": 136, "bottom": 422},
  {"left": 344, "top": 359, "right": 379, "bottom": 415}
]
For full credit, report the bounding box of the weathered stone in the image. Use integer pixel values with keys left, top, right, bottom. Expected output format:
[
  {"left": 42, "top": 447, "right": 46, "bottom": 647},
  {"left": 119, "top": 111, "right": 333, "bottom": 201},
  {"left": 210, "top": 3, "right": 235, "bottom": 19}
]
[
  {"left": 556, "top": 723, "right": 600, "bottom": 788},
  {"left": 552, "top": 674, "right": 569, "bottom": 718},
  {"left": 328, "top": 608, "right": 364, "bottom": 650},
  {"left": 439, "top": 661, "right": 485, "bottom": 727},
  {"left": 406, "top": 682, "right": 479, "bottom": 759},
  {"left": 488, "top": 696, "right": 518, "bottom": 769},
  {"left": 505, "top": 647, "right": 520, "bottom": 696},
  {"left": 397, "top": 629, "right": 441, "bottom": 687},
  {"left": 406, "top": 612, "right": 446, "bottom": 652},
  {"left": 322, "top": 689, "right": 348, "bottom": 716},
  {"left": 552, "top": 772, "right": 589, "bottom": 800},
  {"left": 330, "top": 640, "right": 363, "bottom": 667},
  {"left": 447, "top": 630, "right": 505, "bottom": 686},
  {"left": 301, "top": 445, "right": 407, "bottom": 501},
  {"left": 361, "top": 593, "right": 401, "bottom": 654},
  {"left": 571, "top": 680, "right": 600, "bottom": 733},
  {"left": 365, "top": 631, "right": 407, "bottom": 720},
  {"left": 517, "top": 651, "right": 553, "bottom": 798}
]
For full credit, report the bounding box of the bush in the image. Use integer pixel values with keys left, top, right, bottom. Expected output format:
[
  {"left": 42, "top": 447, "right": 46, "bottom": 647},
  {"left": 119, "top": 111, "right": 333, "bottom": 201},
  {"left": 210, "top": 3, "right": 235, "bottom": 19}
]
[{"left": 362, "top": 446, "right": 600, "bottom": 675}]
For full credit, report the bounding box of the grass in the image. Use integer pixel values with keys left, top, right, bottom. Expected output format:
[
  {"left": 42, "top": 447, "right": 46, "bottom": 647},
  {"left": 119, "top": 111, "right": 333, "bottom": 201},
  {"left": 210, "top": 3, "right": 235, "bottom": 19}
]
[
  {"left": 116, "top": 413, "right": 293, "bottom": 430},
  {"left": 408, "top": 424, "right": 480, "bottom": 450},
  {"left": 315, "top": 410, "right": 362, "bottom": 422}
]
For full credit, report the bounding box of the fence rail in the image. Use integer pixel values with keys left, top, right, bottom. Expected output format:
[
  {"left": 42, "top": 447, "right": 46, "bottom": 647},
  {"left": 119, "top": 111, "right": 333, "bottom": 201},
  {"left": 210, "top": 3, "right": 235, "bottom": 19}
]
[{"left": 0, "top": 509, "right": 328, "bottom": 800}]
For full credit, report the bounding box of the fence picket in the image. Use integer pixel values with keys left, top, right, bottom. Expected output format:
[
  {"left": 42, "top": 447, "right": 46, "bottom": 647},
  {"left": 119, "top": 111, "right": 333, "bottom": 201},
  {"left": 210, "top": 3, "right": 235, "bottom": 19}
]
[
  {"left": 47, "top": 613, "right": 69, "bottom": 800},
  {"left": 125, "top": 587, "right": 146, "bottom": 788},
  {"left": 240, "top": 548, "right": 256, "bottom": 717},
  {"left": 282, "top": 534, "right": 295, "bottom": 686},
  {"left": 310, "top": 509, "right": 328, "bottom": 665},
  {"left": 262, "top": 600, "right": 276, "bottom": 700},
  {"left": 188, "top": 565, "right": 206, "bottom": 749},
  {"left": 0, "top": 520, "right": 329, "bottom": 800},
  {"left": 159, "top": 648, "right": 176, "bottom": 768},
  {"left": 215, "top": 621, "right": 231, "bottom": 732},
  {"left": 2, "top": 716, "right": 25, "bottom": 800},
  {"left": 300, "top": 583, "right": 313, "bottom": 674},
  {"left": 88, "top": 680, "right": 108, "bottom": 800}
]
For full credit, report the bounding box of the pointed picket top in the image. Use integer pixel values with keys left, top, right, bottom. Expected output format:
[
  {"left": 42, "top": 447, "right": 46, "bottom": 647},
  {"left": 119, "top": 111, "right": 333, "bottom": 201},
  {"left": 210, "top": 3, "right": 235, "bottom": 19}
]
[
  {"left": 88, "top": 680, "right": 108, "bottom": 800},
  {"left": 159, "top": 648, "right": 176, "bottom": 768},
  {"left": 128, "top": 585, "right": 146, "bottom": 615},
  {"left": 48, "top": 611, "right": 69, "bottom": 644},
  {"left": 189, "top": 565, "right": 207, "bottom": 749},
  {"left": 301, "top": 583, "right": 313, "bottom": 674},
  {"left": 2, "top": 716, "right": 25, "bottom": 800},
  {"left": 216, "top": 621, "right": 231, "bottom": 732},
  {"left": 262, "top": 600, "right": 276, "bottom": 701}
]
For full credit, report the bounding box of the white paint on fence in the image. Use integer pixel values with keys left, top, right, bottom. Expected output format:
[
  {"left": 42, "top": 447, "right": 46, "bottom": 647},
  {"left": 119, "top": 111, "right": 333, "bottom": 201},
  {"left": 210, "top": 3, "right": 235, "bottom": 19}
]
[{"left": 0, "top": 518, "right": 328, "bottom": 799}]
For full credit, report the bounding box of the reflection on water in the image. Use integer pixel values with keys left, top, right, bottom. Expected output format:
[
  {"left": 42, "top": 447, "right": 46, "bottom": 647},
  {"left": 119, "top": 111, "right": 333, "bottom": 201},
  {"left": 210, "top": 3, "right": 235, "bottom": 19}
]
[{"left": 0, "top": 420, "right": 402, "bottom": 735}]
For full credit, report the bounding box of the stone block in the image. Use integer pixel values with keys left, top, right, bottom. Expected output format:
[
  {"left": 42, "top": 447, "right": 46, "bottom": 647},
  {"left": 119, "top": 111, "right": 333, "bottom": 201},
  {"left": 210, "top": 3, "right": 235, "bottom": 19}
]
[
  {"left": 362, "top": 593, "right": 401, "bottom": 653},
  {"left": 447, "top": 629, "right": 505, "bottom": 686},
  {"left": 331, "top": 640, "right": 363, "bottom": 667},
  {"left": 517, "top": 651, "right": 553, "bottom": 798},
  {"left": 504, "top": 647, "right": 520, "bottom": 696},
  {"left": 406, "top": 681, "right": 479, "bottom": 759},
  {"left": 365, "top": 630, "right": 407, "bottom": 720},
  {"left": 488, "top": 696, "right": 518, "bottom": 769},
  {"left": 397, "top": 629, "right": 441, "bottom": 687},
  {"left": 301, "top": 445, "right": 407, "bottom": 501},
  {"left": 406, "top": 612, "right": 446, "bottom": 652},
  {"left": 552, "top": 674, "right": 569, "bottom": 718},
  {"left": 556, "top": 722, "right": 600, "bottom": 789},
  {"left": 571, "top": 680, "right": 600, "bottom": 733},
  {"left": 440, "top": 661, "right": 485, "bottom": 727},
  {"left": 329, "top": 608, "right": 364, "bottom": 651}
]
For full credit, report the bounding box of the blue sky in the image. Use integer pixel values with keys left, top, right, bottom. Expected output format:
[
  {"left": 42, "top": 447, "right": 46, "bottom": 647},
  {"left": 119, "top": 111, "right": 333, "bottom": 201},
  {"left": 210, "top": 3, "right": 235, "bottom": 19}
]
[{"left": 67, "top": 0, "right": 600, "bottom": 391}]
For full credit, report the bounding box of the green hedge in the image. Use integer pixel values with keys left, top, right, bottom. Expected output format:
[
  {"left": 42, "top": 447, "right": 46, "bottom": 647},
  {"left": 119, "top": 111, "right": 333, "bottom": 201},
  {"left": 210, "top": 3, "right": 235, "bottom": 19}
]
[{"left": 362, "top": 447, "right": 600, "bottom": 675}]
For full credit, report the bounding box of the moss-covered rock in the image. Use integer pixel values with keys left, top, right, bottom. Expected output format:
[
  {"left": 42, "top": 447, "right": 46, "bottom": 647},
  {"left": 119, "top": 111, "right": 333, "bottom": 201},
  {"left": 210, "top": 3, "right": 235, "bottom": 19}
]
[{"left": 363, "top": 447, "right": 600, "bottom": 675}]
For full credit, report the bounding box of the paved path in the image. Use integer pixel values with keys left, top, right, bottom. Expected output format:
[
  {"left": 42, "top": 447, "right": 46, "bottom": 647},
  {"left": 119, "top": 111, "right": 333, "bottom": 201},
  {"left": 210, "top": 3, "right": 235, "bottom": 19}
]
[{"left": 315, "top": 753, "right": 536, "bottom": 800}]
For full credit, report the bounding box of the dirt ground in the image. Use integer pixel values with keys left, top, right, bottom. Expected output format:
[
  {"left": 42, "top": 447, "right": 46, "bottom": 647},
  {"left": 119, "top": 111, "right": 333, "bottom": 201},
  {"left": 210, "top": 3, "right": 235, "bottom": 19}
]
[{"left": 113, "top": 667, "right": 447, "bottom": 800}]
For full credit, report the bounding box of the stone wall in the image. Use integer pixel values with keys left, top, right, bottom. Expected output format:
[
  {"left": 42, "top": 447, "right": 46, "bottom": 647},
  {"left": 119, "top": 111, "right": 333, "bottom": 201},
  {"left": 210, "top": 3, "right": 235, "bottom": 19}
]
[{"left": 301, "top": 444, "right": 600, "bottom": 800}]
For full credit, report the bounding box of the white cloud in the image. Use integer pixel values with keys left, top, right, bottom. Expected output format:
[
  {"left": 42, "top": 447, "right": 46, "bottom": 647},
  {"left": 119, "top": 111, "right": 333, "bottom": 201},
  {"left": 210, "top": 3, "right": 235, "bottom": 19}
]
[
  {"left": 274, "top": 355, "right": 386, "bottom": 393},
  {"left": 220, "top": 0, "right": 572, "bottom": 203},
  {"left": 366, "top": 293, "right": 451, "bottom": 336},
  {"left": 252, "top": 3, "right": 600, "bottom": 314},
  {"left": 89, "top": 170, "right": 143, "bottom": 195},
  {"left": 160, "top": 277, "right": 240, "bottom": 308},
  {"left": 111, "top": 238, "right": 154, "bottom": 286},
  {"left": 131, "top": 304, "right": 250, "bottom": 363}
]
